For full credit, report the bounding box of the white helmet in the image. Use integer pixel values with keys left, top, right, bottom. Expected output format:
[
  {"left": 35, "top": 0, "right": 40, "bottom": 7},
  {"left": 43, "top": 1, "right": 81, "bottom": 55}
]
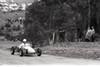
[{"left": 23, "top": 39, "right": 27, "bottom": 42}]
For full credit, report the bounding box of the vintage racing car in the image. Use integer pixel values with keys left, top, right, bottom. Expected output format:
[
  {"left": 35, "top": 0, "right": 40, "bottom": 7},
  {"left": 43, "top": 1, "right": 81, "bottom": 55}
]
[{"left": 10, "top": 46, "right": 42, "bottom": 57}]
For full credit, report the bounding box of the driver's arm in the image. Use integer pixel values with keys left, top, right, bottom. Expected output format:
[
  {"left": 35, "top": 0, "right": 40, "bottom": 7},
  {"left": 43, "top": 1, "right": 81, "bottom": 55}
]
[{"left": 18, "top": 43, "right": 24, "bottom": 48}]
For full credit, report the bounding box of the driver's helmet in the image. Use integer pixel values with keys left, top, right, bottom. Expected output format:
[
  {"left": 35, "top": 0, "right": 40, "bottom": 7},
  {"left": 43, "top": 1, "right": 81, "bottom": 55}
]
[
  {"left": 23, "top": 39, "right": 27, "bottom": 42},
  {"left": 91, "top": 27, "right": 94, "bottom": 29}
]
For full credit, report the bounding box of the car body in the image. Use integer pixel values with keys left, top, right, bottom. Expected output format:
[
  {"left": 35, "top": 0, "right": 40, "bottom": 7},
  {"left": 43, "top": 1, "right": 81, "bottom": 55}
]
[{"left": 10, "top": 46, "right": 42, "bottom": 57}]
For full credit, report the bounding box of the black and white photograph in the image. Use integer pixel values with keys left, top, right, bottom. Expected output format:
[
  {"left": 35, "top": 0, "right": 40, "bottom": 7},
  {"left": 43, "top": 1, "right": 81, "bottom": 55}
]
[{"left": 0, "top": 0, "right": 100, "bottom": 65}]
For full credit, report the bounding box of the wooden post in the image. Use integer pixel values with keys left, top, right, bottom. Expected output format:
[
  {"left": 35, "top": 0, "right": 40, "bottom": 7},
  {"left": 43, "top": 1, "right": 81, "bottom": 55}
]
[
  {"left": 52, "top": 32, "right": 55, "bottom": 43},
  {"left": 74, "top": 32, "right": 78, "bottom": 42}
]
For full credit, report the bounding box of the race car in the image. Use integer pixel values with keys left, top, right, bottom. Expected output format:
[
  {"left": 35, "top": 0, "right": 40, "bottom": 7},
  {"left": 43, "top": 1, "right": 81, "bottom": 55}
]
[{"left": 10, "top": 46, "right": 42, "bottom": 57}]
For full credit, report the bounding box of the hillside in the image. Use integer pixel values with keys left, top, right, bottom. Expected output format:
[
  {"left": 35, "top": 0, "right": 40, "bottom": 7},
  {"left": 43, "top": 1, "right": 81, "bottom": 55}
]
[
  {"left": 0, "top": 11, "right": 25, "bottom": 27},
  {"left": 0, "top": 0, "right": 36, "bottom": 27}
]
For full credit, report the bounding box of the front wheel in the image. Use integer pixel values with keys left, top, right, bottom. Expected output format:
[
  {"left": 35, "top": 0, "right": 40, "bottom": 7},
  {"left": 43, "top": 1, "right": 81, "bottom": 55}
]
[
  {"left": 37, "top": 48, "right": 42, "bottom": 56},
  {"left": 10, "top": 47, "right": 15, "bottom": 55}
]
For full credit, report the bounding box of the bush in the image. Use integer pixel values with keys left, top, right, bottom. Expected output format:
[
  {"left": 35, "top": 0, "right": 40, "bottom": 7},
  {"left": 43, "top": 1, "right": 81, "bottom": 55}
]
[
  {"left": 24, "top": 22, "right": 46, "bottom": 47},
  {"left": 92, "top": 33, "right": 100, "bottom": 42}
]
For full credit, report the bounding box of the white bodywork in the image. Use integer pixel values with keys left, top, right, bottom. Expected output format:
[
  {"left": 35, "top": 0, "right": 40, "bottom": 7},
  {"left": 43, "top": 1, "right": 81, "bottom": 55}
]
[
  {"left": 24, "top": 46, "right": 36, "bottom": 53},
  {"left": 19, "top": 43, "right": 35, "bottom": 53}
]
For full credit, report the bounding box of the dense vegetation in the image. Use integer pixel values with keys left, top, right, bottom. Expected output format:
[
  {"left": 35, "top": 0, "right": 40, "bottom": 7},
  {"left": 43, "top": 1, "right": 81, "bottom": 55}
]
[
  {"left": 0, "top": 0, "right": 100, "bottom": 46},
  {"left": 23, "top": 0, "right": 92, "bottom": 46}
]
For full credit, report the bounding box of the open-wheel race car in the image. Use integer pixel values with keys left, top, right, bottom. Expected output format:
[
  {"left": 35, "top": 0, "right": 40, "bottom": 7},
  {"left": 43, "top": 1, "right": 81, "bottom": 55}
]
[{"left": 10, "top": 46, "right": 42, "bottom": 57}]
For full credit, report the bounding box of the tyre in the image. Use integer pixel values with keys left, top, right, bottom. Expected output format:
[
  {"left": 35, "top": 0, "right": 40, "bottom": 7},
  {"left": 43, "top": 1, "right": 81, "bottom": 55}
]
[
  {"left": 37, "top": 48, "right": 42, "bottom": 56},
  {"left": 10, "top": 47, "right": 15, "bottom": 55},
  {"left": 19, "top": 49, "right": 24, "bottom": 57}
]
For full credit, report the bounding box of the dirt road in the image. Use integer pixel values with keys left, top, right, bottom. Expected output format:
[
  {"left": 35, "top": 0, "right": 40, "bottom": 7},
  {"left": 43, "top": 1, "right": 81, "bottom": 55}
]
[{"left": 0, "top": 41, "right": 100, "bottom": 65}]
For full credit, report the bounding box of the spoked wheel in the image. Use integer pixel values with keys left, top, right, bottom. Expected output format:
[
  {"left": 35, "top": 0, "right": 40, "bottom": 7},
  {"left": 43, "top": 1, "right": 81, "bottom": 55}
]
[
  {"left": 19, "top": 49, "right": 24, "bottom": 57},
  {"left": 10, "top": 47, "right": 15, "bottom": 55},
  {"left": 37, "top": 48, "right": 42, "bottom": 56}
]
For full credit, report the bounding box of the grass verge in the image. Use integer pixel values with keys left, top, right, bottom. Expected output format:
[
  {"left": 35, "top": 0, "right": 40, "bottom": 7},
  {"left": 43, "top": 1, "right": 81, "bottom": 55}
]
[{"left": 42, "top": 42, "right": 100, "bottom": 60}]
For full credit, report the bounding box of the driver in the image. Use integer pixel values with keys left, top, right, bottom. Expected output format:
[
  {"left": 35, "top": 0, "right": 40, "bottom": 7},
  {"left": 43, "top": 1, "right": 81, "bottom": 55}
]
[
  {"left": 18, "top": 39, "right": 35, "bottom": 53},
  {"left": 18, "top": 39, "right": 30, "bottom": 48}
]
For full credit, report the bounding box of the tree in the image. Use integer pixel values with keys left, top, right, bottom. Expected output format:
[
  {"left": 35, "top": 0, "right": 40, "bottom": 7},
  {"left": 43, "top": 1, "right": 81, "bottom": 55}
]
[
  {"left": 24, "top": 0, "right": 91, "bottom": 43},
  {"left": 24, "top": 21, "right": 46, "bottom": 47}
]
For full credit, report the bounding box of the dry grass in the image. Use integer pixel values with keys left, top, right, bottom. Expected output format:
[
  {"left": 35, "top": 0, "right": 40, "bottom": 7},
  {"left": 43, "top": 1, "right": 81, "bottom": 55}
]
[
  {"left": 0, "top": 41, "right": 21, "bottom": 49},
  {"left": 42, "top": 42, "right": 100, "bottom": 60}
]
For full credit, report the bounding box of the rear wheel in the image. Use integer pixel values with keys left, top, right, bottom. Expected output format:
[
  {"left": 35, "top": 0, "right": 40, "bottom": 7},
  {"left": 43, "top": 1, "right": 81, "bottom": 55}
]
[
  {"left": 19, "top": 49, "right": 24, "bottom": 57},
  {"left": 37, "top": 48, "right": 42, "bottom": 56},
  {"left": 10, "top": 47, "right": 15, "bottom": 55}
]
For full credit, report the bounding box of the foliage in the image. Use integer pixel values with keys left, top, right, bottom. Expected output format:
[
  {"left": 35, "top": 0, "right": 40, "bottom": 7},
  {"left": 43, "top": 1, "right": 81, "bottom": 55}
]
[
  {"left": 24, "top": 21, "right": 46, "bottom": 47},
  {"left": 5, "top": 23, "right": 11, "bottom": 28},
  {"left": 12, "top": 25, "right": 21, "bottom": 31},
  {"left": 24, "top": 0, "right": 98, "bottom": 43}
]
